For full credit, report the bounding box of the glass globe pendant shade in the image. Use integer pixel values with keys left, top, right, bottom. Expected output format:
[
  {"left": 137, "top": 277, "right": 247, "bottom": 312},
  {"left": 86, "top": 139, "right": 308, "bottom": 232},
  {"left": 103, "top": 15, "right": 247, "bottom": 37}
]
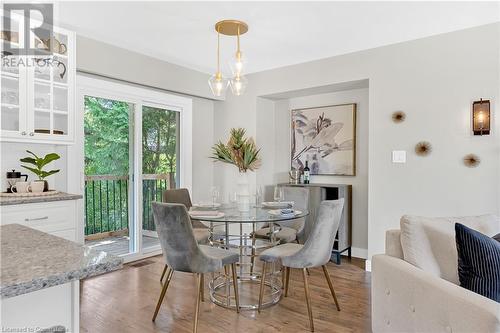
[
  {"left": 229, "top": 51, "right": 247, "bottom": 76},
  {"left": 208, "top": 73, "right": 229, "bottom": 98},
  {"left": 229, "top": 74, "right": 248, "bottom": 96}
]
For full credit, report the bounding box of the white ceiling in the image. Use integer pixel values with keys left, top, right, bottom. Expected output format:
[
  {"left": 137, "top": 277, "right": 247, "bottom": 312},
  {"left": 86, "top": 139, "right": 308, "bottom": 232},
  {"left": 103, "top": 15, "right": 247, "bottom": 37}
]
[{"left": 57, "top": 1, "right": 500, "bottom": 75}]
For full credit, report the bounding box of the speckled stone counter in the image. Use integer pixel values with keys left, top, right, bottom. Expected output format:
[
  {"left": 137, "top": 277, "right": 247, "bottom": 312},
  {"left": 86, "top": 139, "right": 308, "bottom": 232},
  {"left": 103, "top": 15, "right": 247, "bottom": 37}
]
[
  {"left": 0, "top": 192, "right": 82, "bottom": 206},
  {"left": 0, "top": 224, "right": 123, "bottom": 299}
]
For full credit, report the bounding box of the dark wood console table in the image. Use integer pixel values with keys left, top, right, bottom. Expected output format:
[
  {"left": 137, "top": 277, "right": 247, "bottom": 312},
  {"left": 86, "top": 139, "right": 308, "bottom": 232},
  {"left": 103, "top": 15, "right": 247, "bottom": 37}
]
[{"left": 280, "top": 183, "right": 352, "bottom": 264}]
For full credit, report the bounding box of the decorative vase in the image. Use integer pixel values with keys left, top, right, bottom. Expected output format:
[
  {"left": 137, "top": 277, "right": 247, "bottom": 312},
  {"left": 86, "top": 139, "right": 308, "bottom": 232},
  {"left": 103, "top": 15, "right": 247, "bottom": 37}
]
[{"left": 237, "top": 172, "right": 251, "bottom": 212}]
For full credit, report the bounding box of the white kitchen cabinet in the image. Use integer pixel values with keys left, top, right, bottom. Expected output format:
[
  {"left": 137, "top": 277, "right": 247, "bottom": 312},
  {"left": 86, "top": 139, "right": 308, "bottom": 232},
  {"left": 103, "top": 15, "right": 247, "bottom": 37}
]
[
  {"left": 2, "top": 281, "right": 79, "bottom": 333},
  {"left": 0, "top": 199, "right": 79, "bottom": 242},
  {"left": 1, "top": 13, "right": 75, "bottom": 144}
]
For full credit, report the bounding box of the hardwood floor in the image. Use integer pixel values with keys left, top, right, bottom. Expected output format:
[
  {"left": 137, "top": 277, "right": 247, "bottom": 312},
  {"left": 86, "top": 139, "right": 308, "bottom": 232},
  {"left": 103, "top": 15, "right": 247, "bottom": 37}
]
[{"left": 80, "top": 255, "right": 371, "bottom": 333}]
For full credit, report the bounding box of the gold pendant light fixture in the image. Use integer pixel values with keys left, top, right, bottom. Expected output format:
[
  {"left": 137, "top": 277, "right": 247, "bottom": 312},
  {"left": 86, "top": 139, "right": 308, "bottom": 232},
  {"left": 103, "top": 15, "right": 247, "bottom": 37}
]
[{"left": 208, "top": 20, "right": 248, "bottom": 97}]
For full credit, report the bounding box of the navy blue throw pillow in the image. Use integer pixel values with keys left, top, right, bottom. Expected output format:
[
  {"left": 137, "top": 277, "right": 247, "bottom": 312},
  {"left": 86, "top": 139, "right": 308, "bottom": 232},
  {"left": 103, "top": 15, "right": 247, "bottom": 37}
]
[{"left": 455, "top": 223, "right": 500, "bottom": 302}]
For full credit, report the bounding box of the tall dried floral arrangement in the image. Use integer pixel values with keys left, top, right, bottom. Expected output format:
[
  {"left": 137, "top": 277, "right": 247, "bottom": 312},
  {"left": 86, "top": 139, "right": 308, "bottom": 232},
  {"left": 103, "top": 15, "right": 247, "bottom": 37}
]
[{"left": 211, "top": 128, "right": 261, "bottom": 172}]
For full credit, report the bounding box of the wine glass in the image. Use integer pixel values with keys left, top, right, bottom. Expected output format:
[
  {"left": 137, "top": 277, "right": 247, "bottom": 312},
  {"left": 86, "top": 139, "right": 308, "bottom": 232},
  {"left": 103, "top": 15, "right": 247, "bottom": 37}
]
[
  {"left": 211, "top": 186, "right": 219, "bottom": 207},
  {"left": 255, "top": 185, "right": 263, "bottom": 207},
  {"left": 228, "top": 191, "right": 238, "bottom": 206},
  {"left": 273, "top": 186, "right": 284, "bottom": 202}
]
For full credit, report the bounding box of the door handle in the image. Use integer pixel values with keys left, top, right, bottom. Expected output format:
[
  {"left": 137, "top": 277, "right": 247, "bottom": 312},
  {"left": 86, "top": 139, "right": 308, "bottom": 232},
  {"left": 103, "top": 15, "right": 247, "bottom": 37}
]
[{"left": 25, "top": 216, "right": 49, "bottom": 221}]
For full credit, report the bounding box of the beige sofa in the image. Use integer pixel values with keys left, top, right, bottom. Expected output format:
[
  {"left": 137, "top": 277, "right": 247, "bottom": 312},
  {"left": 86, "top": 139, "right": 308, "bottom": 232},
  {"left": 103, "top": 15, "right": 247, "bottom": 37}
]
[{"left": 372, "top": 215, "right": 500, "bottom": 333}]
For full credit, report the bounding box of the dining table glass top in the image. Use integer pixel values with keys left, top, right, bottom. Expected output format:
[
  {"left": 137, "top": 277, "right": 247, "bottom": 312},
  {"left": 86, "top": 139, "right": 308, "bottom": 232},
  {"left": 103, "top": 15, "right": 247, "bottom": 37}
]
[{"left": 189, "top": 204, "right": 309, "bottom": 223}]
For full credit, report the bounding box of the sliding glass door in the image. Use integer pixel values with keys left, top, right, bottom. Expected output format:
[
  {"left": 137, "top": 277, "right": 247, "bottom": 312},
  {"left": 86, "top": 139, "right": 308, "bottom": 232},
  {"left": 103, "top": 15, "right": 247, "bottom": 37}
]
[
  {"left": 83, "top": 96, "right": 135, "bottom": 256},
  {"left": 78, "top": 75, "right": 192, "bottom": 262},
  {"left": 141, "top": 104, "right": 180, "bottom": 252}
]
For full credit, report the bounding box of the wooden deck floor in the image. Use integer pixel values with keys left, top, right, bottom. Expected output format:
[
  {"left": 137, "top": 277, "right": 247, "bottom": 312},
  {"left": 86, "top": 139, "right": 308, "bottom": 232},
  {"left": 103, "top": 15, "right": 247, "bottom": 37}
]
[
  {"left": 80, "top": 255, "right": 371, "bottom": 332},
  {"left": 85, "top": 235, "right": 160, "bottom": 256}
]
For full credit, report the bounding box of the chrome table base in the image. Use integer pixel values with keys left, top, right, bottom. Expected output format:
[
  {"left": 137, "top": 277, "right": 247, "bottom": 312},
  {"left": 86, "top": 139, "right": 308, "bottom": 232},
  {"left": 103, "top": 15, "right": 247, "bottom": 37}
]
[{"left": 208, "top": 222, "right": 282, "bottom": 310}]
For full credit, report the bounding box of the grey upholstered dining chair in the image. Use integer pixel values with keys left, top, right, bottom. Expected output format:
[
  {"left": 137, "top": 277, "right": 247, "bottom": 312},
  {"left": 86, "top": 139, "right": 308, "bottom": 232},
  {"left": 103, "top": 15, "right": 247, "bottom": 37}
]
[
  {"left": 254, "top": 186, "right": 310, "bottom": 243},
  {"left": 257, "top": 199, "right": 344, "bottom": 332},
  {"left": 251, "top": 186, "right": 310, "bottom": 276},
  {"left": 160, "top": 188, "right": 209, "bottom": 282},
  {"left": 151, "top": 202, "right": 240, "bottom": 333}
]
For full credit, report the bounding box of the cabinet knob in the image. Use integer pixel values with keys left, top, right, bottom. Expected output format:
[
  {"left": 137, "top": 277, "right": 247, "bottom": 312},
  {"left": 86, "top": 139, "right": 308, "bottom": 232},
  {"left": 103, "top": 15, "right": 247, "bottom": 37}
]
[
  {"left": 29, "top": 132, "right": 34, "bottom": 136},
  {"left": 21, "top": 131, "right": 26, "bottom": 135}
]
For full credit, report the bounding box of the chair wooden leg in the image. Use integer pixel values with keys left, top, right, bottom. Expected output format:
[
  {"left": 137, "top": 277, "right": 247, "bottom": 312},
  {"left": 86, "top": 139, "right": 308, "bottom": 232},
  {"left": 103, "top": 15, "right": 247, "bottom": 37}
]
[
  {"left": 152, "top": 268, "right": 174, "bottom": 321},
  {"left": 322, "top": 265, "right": 341, "bottom": 311},
  {"left": 285, "top": 267, "right": 291, "bottom": 297},
  {"left": 231, "top": 263, "right": 240, "bottom": 313},
  {"left": 281, "top": 266, "right": 285, "bottom": 290},
  {"left": 160, "top": 264, "right": 168, "bottom": 282},
  {"left": 302, "top": 268, "right": 315, "bottom": 332},
  {"left": 193, "top": 273, "right": 202, "bottom": 333},
  {"left": 258, "top": 261, "right": 267, "bottom": 313},
  {"left": 200, "top": 273, "right": 205, "bottom": 302}
]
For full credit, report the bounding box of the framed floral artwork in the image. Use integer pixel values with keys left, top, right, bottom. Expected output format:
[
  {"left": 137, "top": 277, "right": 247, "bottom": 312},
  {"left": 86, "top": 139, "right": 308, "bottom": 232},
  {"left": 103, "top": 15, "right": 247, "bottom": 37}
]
[{"left": 291, "top": 103, "right": 356, "bottom": 176}]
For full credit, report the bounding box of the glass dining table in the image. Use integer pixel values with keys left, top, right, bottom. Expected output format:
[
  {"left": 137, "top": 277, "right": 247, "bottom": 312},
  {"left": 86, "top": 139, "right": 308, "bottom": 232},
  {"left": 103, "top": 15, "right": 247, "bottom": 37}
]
[{"left": 190, "top": 204, "right": 309, "bottom": 310}]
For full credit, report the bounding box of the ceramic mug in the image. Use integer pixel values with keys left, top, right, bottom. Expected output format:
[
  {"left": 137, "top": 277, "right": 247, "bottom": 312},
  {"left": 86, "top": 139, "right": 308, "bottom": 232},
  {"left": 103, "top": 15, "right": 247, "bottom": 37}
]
[
  {"left": 37, "top": 37, "right": 67, "bottom": 55},
  {"left": 11, "top": 181, "right": 30, "bottom": 193},
  {"left": 30, "top": 181, "right": 45, "bottom": 193}
]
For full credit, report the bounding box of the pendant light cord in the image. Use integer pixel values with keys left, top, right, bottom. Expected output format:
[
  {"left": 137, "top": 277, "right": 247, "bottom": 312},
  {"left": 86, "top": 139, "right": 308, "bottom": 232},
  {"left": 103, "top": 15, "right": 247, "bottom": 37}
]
[
  {"left": 237, "top": 24, "right": 241, "bottom": 54},
  {"left": 216, "top": 28, "right": 221, "bottom": 75}
]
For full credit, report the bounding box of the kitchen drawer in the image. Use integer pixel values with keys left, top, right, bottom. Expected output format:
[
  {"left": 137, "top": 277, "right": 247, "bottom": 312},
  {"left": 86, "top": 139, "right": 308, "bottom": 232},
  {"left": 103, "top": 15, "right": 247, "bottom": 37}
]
[{"left": 1, "top": 200, "right": 77, "bottom": 234}]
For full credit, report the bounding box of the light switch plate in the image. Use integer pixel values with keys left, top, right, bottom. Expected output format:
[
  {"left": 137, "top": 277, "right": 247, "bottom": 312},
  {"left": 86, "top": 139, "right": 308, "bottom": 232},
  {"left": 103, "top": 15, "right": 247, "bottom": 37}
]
[{"left": 392, "top": 150, "right": 406, "bottom": 163}]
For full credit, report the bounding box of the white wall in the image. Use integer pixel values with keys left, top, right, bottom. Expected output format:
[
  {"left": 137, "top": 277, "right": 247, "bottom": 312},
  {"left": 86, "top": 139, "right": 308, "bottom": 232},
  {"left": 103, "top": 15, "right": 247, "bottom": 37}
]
[
  {"left": 76, "top": 36, "right": 219, "bottom": 100},
  {"left": 191, "top": 97, "right": 215, "bottom": 202},
  {"left": 0, "top": 142, "right": 67, "bottom": 192},
  {"left": 289, "top": 89, "right": 369, "bottom": 254},
  {"left": 214, "top": 23, "right": 500, "bottom": 259},
  {"left": 252, "top": 88, "right": 369, "bottom": 255}
]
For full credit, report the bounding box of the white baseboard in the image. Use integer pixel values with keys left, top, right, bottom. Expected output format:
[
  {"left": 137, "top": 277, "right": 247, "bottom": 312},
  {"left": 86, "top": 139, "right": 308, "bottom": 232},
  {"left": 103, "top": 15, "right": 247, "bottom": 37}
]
[{"left": 340, "top": 247, "right": 368, "bottom": 259}]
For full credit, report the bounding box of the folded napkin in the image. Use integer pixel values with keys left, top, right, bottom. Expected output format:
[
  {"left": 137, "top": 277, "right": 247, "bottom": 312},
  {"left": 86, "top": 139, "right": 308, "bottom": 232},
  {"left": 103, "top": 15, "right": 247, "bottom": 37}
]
[
  {"left": 189, "top": 210, "right": 220, "bottom": 217},
  {"left": 279, "top": 208, "right": 296, "bottom": 218}
]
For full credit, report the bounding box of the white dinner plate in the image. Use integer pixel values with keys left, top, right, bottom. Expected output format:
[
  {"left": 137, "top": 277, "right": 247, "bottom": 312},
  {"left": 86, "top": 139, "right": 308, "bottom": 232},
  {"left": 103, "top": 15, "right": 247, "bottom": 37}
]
[
  {"left": 268, "top": 209, "right": 302, "bottom": 217},
  {"left": 262, "top": 201, "right": 294, "bottom": 209},
  {"left": 189, "top": 212, "right": 225, "bottom": 219},
  {"left": 192, "top": 203, "right": 222, "bottom": 208}
]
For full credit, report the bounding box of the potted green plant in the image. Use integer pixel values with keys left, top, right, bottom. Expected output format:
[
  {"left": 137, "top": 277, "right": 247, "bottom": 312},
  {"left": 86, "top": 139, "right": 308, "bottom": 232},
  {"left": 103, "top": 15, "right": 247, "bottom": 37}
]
[
  {"left": 211, "top": 128, "right": 261, "bottom": 211},
  {"left": 20, "top": 150, "right": 60, "bottom": 192}
]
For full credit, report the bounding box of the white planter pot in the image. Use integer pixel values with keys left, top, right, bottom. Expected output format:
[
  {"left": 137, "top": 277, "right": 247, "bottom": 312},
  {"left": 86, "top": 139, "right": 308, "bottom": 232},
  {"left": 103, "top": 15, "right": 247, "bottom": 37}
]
[{"left": 237, "top": 172, "right": 251, "bottom": 212}]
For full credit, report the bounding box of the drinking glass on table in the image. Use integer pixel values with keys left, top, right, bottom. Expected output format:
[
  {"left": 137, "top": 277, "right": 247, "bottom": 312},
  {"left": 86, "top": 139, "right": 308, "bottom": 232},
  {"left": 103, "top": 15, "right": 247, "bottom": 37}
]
[
  {"left": 273, "top": 186, "right": 284, "bottom": 202},
  {"left": 210, "top": 186, "right": 220, "bottom": 207},
  {"left": 255, "top": 185, "right": 263, "bottom": 207},
  {"left": 228, "top": 191, "right": 238, "bottom": 207}
]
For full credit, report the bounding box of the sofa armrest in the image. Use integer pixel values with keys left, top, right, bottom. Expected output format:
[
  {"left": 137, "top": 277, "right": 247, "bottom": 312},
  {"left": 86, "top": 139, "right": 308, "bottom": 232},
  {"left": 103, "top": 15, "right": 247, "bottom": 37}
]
[
  {"left": 372, "top": 254, "right": 500, "bottom": 333},
  {"left": 385, "top": 229, "right": 403, "bottom": 258}
]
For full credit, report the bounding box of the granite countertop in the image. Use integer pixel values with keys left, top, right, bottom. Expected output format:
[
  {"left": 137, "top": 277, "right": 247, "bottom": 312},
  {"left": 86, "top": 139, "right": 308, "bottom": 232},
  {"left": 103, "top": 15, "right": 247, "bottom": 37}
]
[
  {"left": 0, "top": 192, "right": 83, "bottom": 206},
  {"left": 0, "top": 224, "right": 123, "bottom": 299}
]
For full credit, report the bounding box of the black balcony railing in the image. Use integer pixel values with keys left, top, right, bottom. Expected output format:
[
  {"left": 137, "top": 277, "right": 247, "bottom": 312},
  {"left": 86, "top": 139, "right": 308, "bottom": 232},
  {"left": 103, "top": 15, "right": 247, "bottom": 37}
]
[
  {"left": 84, "top": 173, "right": 174, "bottom": 238},
  {"left": 142, "top": 174, "right": 173, "bottom": 232}
]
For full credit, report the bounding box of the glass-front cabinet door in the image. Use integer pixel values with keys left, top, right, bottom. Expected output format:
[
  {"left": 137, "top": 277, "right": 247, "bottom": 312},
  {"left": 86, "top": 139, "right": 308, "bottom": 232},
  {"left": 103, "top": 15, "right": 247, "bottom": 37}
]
[
  {"left": 0, "top": 14, "right": 75, "bottom": 144},
  {"left": 28, "top": 26, "right": 75, "bottom": 142},
  {"left": 0, "top": 11, "right": 27, "bottom": 137}
]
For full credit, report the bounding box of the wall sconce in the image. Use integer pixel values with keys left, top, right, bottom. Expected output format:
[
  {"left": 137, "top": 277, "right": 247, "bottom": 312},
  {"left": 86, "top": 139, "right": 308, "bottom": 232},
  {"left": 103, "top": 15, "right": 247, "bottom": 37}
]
[{"left": 472, "top": 99, "right": 490, "bottom": 136}]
